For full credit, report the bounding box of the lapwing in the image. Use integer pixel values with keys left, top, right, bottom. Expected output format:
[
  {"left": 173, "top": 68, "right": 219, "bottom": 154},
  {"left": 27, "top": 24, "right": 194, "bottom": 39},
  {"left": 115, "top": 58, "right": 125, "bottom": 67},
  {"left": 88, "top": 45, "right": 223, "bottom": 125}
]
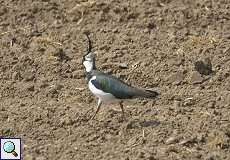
[{"left": 82, "top": 34, "right": 159, "bottom": 119}]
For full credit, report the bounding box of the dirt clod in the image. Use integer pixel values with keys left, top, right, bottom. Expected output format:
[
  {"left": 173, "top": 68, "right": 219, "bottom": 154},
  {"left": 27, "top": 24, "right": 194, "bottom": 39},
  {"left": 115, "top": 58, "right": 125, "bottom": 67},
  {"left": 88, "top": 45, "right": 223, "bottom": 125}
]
[
  {"left": 189, "top": 71, "right": 204, "bottom": 84},
  {"left": 168, "top": 71, "right": 185, "bottom": 85},
  {"left": 194, "top": 58, "right": 213, "bottom": 75},
  {"left": 0, "top": 0, "right": 230, "bottom": 160}
]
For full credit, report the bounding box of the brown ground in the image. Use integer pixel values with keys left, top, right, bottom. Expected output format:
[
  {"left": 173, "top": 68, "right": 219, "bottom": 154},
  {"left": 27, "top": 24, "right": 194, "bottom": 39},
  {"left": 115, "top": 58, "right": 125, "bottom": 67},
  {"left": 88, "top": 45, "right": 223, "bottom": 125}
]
[{"left": 0, "top": 0, "right": 230, "bottom": 159}]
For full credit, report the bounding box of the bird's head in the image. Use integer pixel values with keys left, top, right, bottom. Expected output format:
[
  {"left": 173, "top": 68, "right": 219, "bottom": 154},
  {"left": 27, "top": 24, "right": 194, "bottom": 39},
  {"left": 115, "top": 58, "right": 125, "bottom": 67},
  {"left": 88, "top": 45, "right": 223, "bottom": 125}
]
[
  {"left": 82, "top": 52, "right": 96, "bottom": 72},
  {"left": 82, "top": 33, "right": 96, "bottom": 72}
]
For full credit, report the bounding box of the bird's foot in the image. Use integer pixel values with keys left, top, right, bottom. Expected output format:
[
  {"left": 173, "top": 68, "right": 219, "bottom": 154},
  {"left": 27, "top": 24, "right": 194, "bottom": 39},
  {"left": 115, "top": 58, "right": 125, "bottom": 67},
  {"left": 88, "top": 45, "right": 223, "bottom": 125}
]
[
  {"left": 81, "top": 108, "right": 93, "bottom": 121},
  {"left": 90, "top": 113, "right": 97, "bottom": 120},
  {"left": 118, "top": 115, "right": 126, "bottom": 123}
]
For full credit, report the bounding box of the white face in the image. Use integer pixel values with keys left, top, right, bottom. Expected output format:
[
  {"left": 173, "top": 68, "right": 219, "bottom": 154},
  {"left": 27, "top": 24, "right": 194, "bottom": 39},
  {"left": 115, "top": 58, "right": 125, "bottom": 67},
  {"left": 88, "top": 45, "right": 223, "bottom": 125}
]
[
  {"left": 83, "top": 60, "right": 93, "bottom": 72},
  {"left": 83, "top": 53, "right": 95, "bottom": 72}
]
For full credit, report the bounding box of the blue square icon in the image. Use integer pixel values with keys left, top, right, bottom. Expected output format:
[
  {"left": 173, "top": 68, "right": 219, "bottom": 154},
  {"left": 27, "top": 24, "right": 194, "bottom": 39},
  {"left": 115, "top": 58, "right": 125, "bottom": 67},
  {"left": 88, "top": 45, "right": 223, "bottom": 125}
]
[{"left": 0, "top": 138, "right": 21, "bottom": 160}]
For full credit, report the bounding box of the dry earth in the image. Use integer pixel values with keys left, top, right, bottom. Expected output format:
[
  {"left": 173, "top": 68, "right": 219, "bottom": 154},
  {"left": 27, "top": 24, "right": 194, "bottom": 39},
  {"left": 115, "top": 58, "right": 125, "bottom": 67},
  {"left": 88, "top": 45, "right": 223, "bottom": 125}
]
[{"left": 0, "top": 0, "right": 230, "bottom": 159}]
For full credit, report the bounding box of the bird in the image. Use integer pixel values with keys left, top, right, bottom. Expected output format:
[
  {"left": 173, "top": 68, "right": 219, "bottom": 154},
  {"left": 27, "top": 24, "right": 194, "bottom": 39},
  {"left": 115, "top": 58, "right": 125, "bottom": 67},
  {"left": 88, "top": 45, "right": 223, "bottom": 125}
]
[{"left": 82, "top": 33, "right": 159, "bottom": 120}]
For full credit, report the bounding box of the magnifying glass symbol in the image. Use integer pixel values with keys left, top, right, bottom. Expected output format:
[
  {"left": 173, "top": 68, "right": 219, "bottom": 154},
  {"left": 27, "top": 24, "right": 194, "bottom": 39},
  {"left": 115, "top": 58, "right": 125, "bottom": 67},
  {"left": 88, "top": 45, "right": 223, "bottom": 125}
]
[{"left": 3, "top": 141, "right": 18, "bottom": 157}]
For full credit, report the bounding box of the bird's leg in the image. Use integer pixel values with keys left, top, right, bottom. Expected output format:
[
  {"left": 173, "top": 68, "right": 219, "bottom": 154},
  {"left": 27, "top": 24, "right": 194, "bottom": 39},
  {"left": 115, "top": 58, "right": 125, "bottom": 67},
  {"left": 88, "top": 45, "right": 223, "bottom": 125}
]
[
  {"left": 119, "top": 101, "right": 125, "bottom": 119},
  {"left": 90, "top": 99, "right": 102, "bottom": 120}
]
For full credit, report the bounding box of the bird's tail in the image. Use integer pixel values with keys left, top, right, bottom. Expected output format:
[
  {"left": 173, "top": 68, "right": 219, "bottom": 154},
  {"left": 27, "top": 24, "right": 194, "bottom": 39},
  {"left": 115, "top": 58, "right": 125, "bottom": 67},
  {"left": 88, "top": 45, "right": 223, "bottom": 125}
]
[
  {"left": 143, "top": 89, "right": 159, "bottom": 98},
  {"left": 132, "top": 87, "right": 159, "bottom": 99}
]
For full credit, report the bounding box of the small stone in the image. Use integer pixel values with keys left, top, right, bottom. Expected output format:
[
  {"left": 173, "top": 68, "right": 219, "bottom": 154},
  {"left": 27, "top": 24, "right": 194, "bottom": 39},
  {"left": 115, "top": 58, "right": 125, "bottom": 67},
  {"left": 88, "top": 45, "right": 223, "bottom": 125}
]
[
  {"left": 23, "top": 71, "right": 35, "bottom": 81},
  {"left": 118, "top": 63, "right": 128, "bottom": 69},
  {"left": 179, "top": 136, "right": 196, "bottom": 145},
  {"left": 189, "top": 71, "right": 204, "bottom": 84},
  {"left": 216, "top": 96, "right": 221, "bottom": 101},
  {"left": 183, "top": 97, "right": 195, "bottom": 106},
  {"left": 125, "top": 120, "right": 141, "bottom": 129},
  {"left": 172, "top": 57, "right": 184, "bottom": 66},
  {"left": 168, "top": 72, "right": 185, "bottom": 85},
  {"left": 147, "top": 22, "right": 155, "bottom": 29},
  {"left": 48, "top": 88, "right": 58, "bottom": 95},
  {"left": 207, "top": 101, "right": 216, "bottom": 108},
  {"left": 112, "top": 28, "right": 118, "bottom": 33},
  {"left": 127, "top": 136, "right": 139, "bottom": 146},
  {"left": 12, "top": 71, "right": 21, "bottom": 80},
  {"left": 59, "top": 117, "right": 74, "bottom": 126},
  {"left": 166, "top": 145, "right": 180, "bottom": 153},
  {"left": 143, "top": 28, "right": 150, "bottom": 33},
  {"left": 19, "top": 102, "right": 26, "bottom": 107},
  {"left": 173, "top": 100, "right": 181, "bottom": 108},
  {"left": 165, "top": 136, "right": 180, "bottom": 144},
  {"left": 25, "top": 83, "right": 35, "bottom": 91},
  {"left": 53, "top": 84, "right": 63, "bottom": 90}
]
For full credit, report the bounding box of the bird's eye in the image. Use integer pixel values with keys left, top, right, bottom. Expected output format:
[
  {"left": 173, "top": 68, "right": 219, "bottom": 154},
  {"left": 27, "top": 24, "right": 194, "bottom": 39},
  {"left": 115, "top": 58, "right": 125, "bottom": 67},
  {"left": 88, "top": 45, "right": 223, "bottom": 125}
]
[
  {"left": 82, "top": 56, "right": 86, "bottom": 63},
  {"left": 85, "top": 56, "right": 92, "bottom": 61}
]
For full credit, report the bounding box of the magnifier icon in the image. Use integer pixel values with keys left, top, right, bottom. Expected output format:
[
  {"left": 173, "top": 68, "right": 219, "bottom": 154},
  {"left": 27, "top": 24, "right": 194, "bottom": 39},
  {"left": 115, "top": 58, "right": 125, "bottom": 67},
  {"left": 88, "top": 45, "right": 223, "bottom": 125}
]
[{"left": 3, "top": 141, "right": 18, "bottom": 157}]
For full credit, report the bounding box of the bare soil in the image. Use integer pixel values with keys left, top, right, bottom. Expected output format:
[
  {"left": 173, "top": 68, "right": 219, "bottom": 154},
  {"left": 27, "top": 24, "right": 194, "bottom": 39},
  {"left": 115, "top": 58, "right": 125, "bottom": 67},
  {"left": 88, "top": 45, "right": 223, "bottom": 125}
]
[{"left": 0, "top": 0, "right": 230, "bottom": 159}]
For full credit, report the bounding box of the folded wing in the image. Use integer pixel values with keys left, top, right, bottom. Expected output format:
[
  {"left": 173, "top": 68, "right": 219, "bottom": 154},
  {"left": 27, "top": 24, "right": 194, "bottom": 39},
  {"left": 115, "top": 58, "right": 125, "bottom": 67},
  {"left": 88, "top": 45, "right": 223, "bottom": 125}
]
[{"left": 91, "top": 73, "right": 159, "bottom": 99}]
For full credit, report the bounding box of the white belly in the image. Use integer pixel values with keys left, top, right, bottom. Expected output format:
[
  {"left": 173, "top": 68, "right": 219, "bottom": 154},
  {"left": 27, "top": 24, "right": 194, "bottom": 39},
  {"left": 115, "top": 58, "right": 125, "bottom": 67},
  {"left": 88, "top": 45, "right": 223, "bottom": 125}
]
[{"left": 88, "top": 80, "right": 119, "bottom": 103}]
